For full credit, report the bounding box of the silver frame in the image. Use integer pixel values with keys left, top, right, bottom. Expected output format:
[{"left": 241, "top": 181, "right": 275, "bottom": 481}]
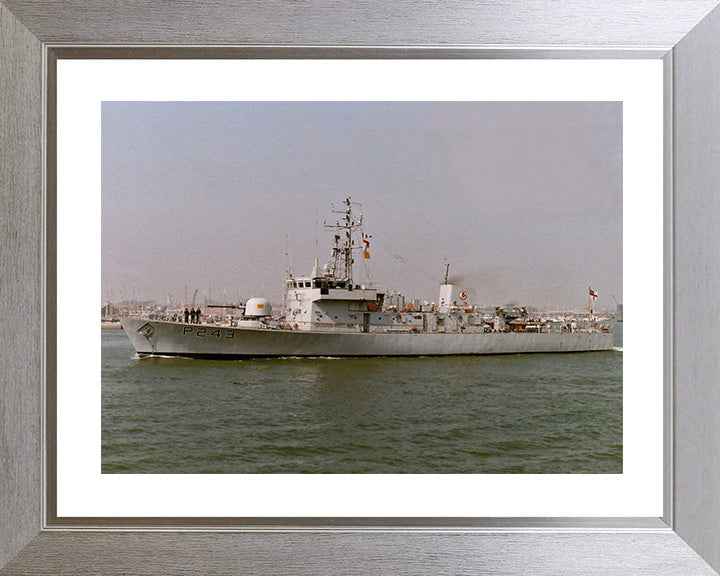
[{"left": 2, "top": 2, "right": 720, "bottom": 574}]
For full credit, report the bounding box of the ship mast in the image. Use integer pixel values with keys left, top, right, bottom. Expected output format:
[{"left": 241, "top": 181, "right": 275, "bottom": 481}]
[{"left": 325, "top": 197, "right": 363, "bottom": 284}]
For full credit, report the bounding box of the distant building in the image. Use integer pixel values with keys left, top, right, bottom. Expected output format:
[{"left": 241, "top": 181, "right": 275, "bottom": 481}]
[{"left": 101, "top": 302, "right": 120, "bottom": 318}]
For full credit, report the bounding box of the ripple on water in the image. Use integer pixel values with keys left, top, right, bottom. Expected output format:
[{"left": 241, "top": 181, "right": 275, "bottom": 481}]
[{"left": 102, "top": 329, "right": 623, "bottom": 474}]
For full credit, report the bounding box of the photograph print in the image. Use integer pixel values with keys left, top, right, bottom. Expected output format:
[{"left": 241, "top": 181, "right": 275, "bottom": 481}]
[{"left": 101, "top": 101, "right": 622, "bottom": 474}]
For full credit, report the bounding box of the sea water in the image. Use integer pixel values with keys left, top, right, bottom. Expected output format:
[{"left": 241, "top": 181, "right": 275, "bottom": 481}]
[{"left": 102, "top": 325, "right": 622, "bottom": 474}]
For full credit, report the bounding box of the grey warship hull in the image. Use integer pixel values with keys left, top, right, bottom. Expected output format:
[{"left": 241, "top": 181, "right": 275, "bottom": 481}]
[{"left": 120, "top": 317, "right": 614, "bottom": 358}]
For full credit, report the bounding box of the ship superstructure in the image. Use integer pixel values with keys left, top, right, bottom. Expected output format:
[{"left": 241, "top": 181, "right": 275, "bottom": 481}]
[{"left": 283, "top": 198, "right": 387, "bottom": 333}]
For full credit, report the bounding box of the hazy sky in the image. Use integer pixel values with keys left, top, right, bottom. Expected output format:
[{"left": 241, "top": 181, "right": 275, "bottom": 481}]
[{"left": 102, "top": 101, "right": 622, "bottom": 310}]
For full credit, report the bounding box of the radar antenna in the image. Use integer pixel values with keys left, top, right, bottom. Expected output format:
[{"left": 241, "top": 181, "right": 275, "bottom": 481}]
[{"left": 324, "top": 197, "right": 365, "bottom": 284}]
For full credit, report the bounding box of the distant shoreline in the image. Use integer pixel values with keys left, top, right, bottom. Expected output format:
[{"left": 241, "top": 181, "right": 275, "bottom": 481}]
[{"left": 101, "top": 321, "right": 122, "bottom": 330}]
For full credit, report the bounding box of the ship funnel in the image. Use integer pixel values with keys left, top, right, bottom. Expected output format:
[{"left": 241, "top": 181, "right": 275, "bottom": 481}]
[{"left": 438, "top": 284, "right": 454, "bottom": 312}]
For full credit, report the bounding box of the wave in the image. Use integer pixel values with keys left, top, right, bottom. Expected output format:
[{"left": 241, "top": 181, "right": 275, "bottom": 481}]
[
  {"left": 276, "top": 356, "right": 342, "bottom": 360},
  {"left": 613, "top": 347, "right": 623, "bottom": 352},
  {"left": 134, "top": 354, "right": 191, "bottom": 359}
]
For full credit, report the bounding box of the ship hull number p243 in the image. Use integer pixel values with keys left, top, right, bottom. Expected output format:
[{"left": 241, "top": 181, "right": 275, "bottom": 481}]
[{"left": 182, "top": 326, "right": 235, "bottom": 339}]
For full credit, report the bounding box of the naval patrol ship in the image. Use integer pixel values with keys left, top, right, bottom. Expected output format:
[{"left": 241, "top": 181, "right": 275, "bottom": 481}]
[{"left": 120, "top": 198, "right": 614, "bottom": 358}]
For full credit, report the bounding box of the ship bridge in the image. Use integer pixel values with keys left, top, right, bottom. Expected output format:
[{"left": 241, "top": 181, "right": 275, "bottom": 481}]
[
  {"left": 282, "top": 197, "right": 387, "bottom": 332},
  {"left": 286, "top": 276, "right": 380, "bottom": 300},
  {"left": 284, "top": 274, "right": 385, "bottom": 331}
]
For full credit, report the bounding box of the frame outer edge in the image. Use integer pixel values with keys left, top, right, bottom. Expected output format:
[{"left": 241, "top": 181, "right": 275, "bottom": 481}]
[
  {"left": 0, "top": 3, "right": 43, "bottom": 570},
  {"left": 3, "top": 531, "right": 720, "bottom": 576},
  {"left": 672, "top": 3, "right": 720, "bottom": 573},
  {"left": 0, "top": 0, "right": 719, "bottom": 574},
  {"left": 1, "top": 0, "right": 719, "bottom": 46}
]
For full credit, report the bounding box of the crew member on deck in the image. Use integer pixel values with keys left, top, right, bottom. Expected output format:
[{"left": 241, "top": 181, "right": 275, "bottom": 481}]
[
  {"left": 190, "top": 308, "right": 196, "bottom": 324},
  {"left": 184, "top": 308, "right": 189, "bottom": 323},
  {"left": 196, "top": 308, "right": 201, "bottom": 324}
]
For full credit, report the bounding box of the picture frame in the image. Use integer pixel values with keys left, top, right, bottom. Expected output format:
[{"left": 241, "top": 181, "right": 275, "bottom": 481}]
[{"left": 1, "top": 1, "right": 719, "bottom": 574}]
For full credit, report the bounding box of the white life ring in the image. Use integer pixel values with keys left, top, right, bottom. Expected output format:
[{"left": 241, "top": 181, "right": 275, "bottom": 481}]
[{"left": 459, "top": 290, "right": 467, "bottom": 300}]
